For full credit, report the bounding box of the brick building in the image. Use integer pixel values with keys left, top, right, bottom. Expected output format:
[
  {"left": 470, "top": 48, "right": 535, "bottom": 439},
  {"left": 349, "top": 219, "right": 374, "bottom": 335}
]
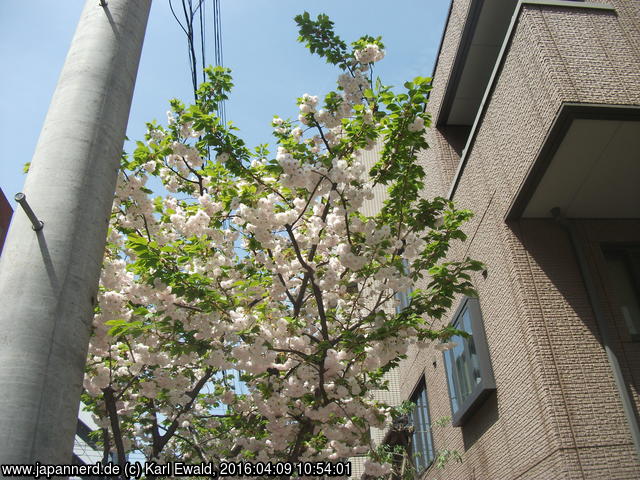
[{"left": 388, "top": 0, "right": 640, "bottom": 478}]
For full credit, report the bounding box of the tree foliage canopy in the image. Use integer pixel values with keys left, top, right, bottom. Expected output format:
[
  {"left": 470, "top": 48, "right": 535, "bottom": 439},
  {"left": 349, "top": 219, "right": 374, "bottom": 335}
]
[{"left": 83, "top": 12, "right": 481, "bottom": 477}]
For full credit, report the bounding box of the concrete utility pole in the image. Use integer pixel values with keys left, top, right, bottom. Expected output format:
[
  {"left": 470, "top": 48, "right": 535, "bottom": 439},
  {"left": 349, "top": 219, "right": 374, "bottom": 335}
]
[{"left": 0, "top": 0, "right": 151, "bottom": 465}]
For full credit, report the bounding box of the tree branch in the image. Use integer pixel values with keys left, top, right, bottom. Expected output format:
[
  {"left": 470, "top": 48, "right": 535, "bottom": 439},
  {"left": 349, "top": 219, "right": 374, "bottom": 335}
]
[
  {"left": 102, "top": 386, "right": 127, "bottom": 468},
  {"left": 153, "top": 368, "right": 214, "bottom": 457}
]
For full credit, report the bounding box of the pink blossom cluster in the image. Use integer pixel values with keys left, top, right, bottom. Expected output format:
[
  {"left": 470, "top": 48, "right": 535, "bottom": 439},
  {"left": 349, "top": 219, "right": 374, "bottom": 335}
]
[{"left": 354, "top": 44, "right": 385, "bottom": 64}]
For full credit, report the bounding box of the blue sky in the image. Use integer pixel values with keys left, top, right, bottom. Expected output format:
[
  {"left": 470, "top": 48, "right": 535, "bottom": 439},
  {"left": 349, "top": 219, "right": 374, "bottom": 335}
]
[{"left": 0, "top": 0, "right": 450, "bottom": 208}]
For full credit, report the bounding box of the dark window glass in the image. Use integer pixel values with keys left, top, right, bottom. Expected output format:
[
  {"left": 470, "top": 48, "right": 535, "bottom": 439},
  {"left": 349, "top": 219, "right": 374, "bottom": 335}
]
[{"left": 603, "top": 246, "right": 640, "bottom": 341}]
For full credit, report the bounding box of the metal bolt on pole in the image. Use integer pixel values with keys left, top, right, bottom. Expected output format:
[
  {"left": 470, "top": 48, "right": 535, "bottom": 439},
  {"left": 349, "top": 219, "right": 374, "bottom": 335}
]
[
  {"left": 14, "top": 193, "right": 44, "bottom": 231},
  {"left": 0, "top": 0, "right": 151, "bottom": 466}
]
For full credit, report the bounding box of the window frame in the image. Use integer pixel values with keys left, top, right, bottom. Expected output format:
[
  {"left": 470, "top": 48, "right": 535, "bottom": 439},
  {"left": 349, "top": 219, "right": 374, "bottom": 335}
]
[
  {"left": 408, "top": 376, "right": 435, "bottom": 473},
  {"left": 601, "top": 244, "right": 640, "bottom": 342},
  {"left": 442, "top": 296, "right": 496, "bottom": 427}
]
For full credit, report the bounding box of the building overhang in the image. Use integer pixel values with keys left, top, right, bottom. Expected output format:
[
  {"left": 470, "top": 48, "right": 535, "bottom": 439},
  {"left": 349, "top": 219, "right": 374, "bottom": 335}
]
[
  {"left": 443, "top": 0, "right": 617, "bottom": 200},
  {"left": 437, "top": 0, "right": 517, "bottom": 127},
  {"left": 436, "top": 1, "right": 614, "bottom": 129},
  {"left": 506, "top": 104, "right": 640, "bottom": 220}
]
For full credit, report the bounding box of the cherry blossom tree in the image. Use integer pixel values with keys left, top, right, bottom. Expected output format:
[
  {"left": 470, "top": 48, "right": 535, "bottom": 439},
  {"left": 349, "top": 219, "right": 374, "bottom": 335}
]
[{"left": 82, "top": 12, "right": 481, "bottom": 477}]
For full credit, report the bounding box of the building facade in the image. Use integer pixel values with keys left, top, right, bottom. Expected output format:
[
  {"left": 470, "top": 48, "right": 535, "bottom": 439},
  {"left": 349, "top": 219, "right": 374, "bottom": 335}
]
[{"left": 392, "top": 0, "right": 640, "bottom": 478}]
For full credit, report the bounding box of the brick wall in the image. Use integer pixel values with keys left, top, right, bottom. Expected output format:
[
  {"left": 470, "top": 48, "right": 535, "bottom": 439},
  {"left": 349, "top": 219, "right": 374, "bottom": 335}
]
[{"left": 394, "top": 1, "right": 640, "bottom": 478}]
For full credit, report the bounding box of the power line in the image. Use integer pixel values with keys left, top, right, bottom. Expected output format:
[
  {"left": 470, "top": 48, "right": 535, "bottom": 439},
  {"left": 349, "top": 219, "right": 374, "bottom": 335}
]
[
  {"left": 212, "top": 0, "right": 226, "bottom": 123},
  {"left": 168, "top": 0, "right": 226, "bottom": 124}
]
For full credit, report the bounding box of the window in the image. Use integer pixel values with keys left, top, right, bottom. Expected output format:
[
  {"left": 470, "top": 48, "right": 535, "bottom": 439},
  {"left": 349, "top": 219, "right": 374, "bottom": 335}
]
[
  {"left": 395, "top": 259, "right": 413, "bottom": 313},
  {"left": 443, "top": 297, "right": 495, "bottom": 426},
  {"left": 603, "top": 246, "right": 640, "bottom": 341},
  {"left": 409, "top": 379, "right": 435, "bottom": 472},
  {"left": 395, "top": 287, "right": 413, "bottom": 313}
]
